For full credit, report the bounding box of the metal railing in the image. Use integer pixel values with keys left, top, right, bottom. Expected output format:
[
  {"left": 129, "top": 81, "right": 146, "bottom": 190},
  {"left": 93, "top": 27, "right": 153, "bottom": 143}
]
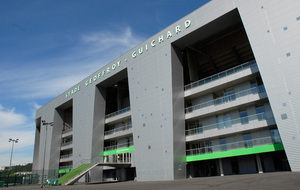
[
  {"left": 103, "top": 153, "right": 132, "bottom": 163},
  {"left": 61, "top": 141, "right": 73, "bottom": 147},
  {"left": 184, "top": 60, "right": 257, "bottom": 91},
  {"left": 72, "top": 156, "right": 107, "bottom": 168},
  {"left": 62, "top": 122, "right": 72, "bottom": 134},
  {"left": 59, "top": 165, "right": 73, "bottom": 170},
  {"left": 186, "top": 136, "right": 282, "bottom": 156},
  {"left": 105, "top": 107, "right": 131, "bottom": 119},
  {"left": 62, "top": 128, "right": 73, "bottom": 134},
  {"left": 104, "top": 142, "right": 134, "bottom": 151},
  {"left": 185, "top": 85, "right": 265, "bottom": 113},
  {"left": 186, "top": 112, "right": 272, "bottom": 136},
  {"left": 60, "top": 154, "right": 73, "bottom": 159},
  {"left": 104, "top": 123, "right": 132, "bottom": 136}
]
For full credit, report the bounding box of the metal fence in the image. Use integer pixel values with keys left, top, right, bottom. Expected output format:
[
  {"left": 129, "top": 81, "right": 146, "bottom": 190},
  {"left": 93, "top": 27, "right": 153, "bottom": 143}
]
[{"left": 0, "top": 173, "right": 39, "bottom": 187}]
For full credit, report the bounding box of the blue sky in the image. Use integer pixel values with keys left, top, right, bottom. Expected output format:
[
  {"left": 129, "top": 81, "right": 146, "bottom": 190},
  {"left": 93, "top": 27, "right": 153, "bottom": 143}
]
[{"left": 0, "top": 0, "right": 210, "bottom": 167}]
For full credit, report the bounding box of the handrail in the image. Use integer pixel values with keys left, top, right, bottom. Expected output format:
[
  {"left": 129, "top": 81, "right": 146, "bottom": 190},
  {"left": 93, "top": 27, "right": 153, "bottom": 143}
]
[
  {"left": 60, "top": 154, "right": 73, "bottom": 159},
  {"left": 61, "top": 141, "right": 73, "bottom": 147},
  {"left": 184, "top": 60, "right": 256, "bottom": 90},
  {"left": 186, "top": 136, "right": 281, "bottom": 156},
  {"left": 104, "top": 123, "right": 132, "bottom": 136},
  {"left": 186, "top": 112, "right": 273, "bottom": 136},
  {"left": 105, "top": 107, "right": 131, "bottom": 119},
  {"left": 104, "top": 142, "right": 134, "bottom": 151},
  {"left": 59, "top": 165, "right": 73, "bottom": 170},
  {"left": 185, "top": 85, "right": 265, "bottom": 113},
  {"left": 62, "top": 128, "right": 73, "bottom": 134}
]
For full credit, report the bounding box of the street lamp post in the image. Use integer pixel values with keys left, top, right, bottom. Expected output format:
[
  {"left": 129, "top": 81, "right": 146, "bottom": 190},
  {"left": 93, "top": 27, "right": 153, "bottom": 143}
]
[
  {"left": 41, "top": 120, "right": 53, "bottom": 188},
  {"left": 7, "top": 138, "right": 18, "bottom": 187},
  {"left": 8, "top": 138, "right": 18, "bottom": 170}
]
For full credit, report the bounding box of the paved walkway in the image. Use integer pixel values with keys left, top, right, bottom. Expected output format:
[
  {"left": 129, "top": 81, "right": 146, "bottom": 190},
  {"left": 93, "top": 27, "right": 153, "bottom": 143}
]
[{"left": 6, "top": 172, "right": 300, "bottom": 190}]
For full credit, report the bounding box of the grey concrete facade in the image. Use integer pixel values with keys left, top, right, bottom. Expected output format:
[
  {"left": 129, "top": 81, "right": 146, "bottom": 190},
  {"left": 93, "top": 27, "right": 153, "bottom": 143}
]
[
  {"left": 236, "top": 0, "right": 300, "bottom": 171},
  {"left": 33, "top": 0, "right": 300, "bottom": 183}
]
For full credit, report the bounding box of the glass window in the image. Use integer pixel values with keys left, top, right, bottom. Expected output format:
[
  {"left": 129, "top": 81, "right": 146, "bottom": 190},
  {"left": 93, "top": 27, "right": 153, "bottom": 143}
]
[
  {"left": 251, "top": 78, "right": 265, "bottom": 93},
  {"left": 224, "top": 114, "right": 232, "bottom": 127},
  {"left": 251, "top": 81, "right": 258, "bottom": 88},
  {"left": 187, "top": 120, "right": 203, "bottom": 135},
  {"left": 243, "top": 133, "right": 253, "bottom": 148},
  {"left": 219, "top": 138, "right": 227, "bottom": 151},
  {"left": 270, "top": 129, "right": 281, "bottom": 143},
  {"left": 250, "top": 80, "right": 258, "bottom": 93},
  {"left": 256, "top": 105, "right": 265, "bottom": 120},
  {"left": 213, "top": 92, "right": 223, "bottom": 105},
  {"left": 199, "top": 142, "right": 205, "bottom": 154},
  {"left": 217, "top": 114, "right": 232, "bottom": 129},
  {"left": 186, "top": 100, "right": 193, "bottom": 108},
  {"left": 205, "top": 141, "right": 213, "bottom": 153},
  {"left": 224, "top": 88, "right": 236, "bottom": 102},
  {"left": 217, "top": 115, "right": 225, "bottom": 129},
  {"left": 239, "top": 110, "right": 249, "bottom": 125},
  {"left": 196, "top": 121, "right": 203, "bottom": 134},
  {"left": 191, "top": 143, "right": 201, "bottom": 155}
]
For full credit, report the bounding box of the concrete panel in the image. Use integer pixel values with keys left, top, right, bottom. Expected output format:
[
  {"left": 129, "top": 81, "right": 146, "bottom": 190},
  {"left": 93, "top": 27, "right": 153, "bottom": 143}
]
[{"left": 236, "top": 0, "right": 300, "bottom": 171}]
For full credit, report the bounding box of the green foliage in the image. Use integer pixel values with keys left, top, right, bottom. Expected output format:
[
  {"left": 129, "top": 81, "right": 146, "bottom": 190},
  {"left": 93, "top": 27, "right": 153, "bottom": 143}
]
[{"left": 1, "top": 163, "right": 32, "bottom": 173}]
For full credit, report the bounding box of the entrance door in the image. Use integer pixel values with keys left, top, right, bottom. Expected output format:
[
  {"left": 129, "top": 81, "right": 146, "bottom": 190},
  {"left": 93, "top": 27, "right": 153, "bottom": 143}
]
[
  {"left": 231, "top": 158, "right": 240, "bottom": 174},
  {"left": 199, "top": 160, "right": 217, "bottom": 177}
]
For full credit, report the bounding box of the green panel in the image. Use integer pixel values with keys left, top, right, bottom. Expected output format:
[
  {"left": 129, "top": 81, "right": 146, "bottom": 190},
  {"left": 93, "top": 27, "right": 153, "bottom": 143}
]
[
  {"left": 59, "top": 169, "right": 66, "bottom": 174},
  {"left": 186, "top": 143, "right": 284, "bottom": 162},
  {"left": 66, "top": 169, "right": 72, "bottom": 173},
  {"left": 59, "top": 169, "right": 72, "bottom": 174},
  {"left": 58, "top": 163, "right": 94, "bottom": 185},
  {"left": 103, "top": 146, "right": 135, "bottom": 156}
]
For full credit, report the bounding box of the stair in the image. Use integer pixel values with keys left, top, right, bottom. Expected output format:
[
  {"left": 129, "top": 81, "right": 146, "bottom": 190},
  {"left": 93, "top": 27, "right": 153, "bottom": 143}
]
[{"left": 58, "top": 163, "right": 98, "bottom": 185}]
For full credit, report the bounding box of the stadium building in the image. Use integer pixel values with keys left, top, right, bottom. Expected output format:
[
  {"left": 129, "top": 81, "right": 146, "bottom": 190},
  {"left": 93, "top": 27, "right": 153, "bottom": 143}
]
[{"left": 33, "top": 0, "right": 300, "bottom": 184}]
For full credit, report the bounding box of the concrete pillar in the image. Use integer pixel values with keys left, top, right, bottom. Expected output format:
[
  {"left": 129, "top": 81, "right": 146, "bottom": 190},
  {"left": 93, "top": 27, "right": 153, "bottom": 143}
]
[
  {"left": 219, "top": 159, "right": 224, "bottom": 176},
  {"left": 256, "top": 154, "right": 263, "bottom": 174},
  {"left": 90, "top": 166, "right": 103, "bottom": 182}
]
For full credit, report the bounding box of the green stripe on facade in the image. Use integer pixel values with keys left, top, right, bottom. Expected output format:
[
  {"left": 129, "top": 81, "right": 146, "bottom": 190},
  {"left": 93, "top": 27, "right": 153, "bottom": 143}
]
[
  {"left": 59, "top": 169, "right": 65, "bottom": 174},
  {"left": 59, "top": 169, "right": 72, "bottom": 174},
  {"left": 186, "top": 143, "right": 284, "bottom": 162},
  {"left": 103, "top": 146, "right": 135, "bottom": 156}
]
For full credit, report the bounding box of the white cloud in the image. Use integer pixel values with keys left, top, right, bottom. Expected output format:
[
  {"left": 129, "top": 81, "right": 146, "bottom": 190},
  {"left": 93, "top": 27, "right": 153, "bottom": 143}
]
[
  {"left": 0, "top": 129, "right": 35, "bottom": 153},
  {"left": 31, "top": 102, "right": 42, "bottom": 119},
  {"left": 81, "top": 27, "right": 142, "bottom": 52},
  {"left": 33, "top": 102, "right": 41, "bottom": 110},
  {"left": 0, "top": 26, "right": 146, "bottom": 167},
  {"left": 0, "top": 105, "right": 27, "bottom": 129},
  {"left": 0, "top": 105, "right": 35, "bottom": 167},
  {"left": 0, "top": 26, "right": 145, "bottom": 100}
]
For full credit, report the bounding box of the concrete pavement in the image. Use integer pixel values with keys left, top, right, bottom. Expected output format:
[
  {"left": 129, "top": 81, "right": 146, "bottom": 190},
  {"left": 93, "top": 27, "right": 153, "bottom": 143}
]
[{"left": 6, "top": 172, "right": 300, "bottom": 190}]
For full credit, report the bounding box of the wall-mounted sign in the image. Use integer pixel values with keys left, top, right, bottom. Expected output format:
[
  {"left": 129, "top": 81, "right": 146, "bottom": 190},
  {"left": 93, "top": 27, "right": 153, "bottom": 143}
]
[{"left": 65, "top": 20, "right": 191, "bottom": 98}]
